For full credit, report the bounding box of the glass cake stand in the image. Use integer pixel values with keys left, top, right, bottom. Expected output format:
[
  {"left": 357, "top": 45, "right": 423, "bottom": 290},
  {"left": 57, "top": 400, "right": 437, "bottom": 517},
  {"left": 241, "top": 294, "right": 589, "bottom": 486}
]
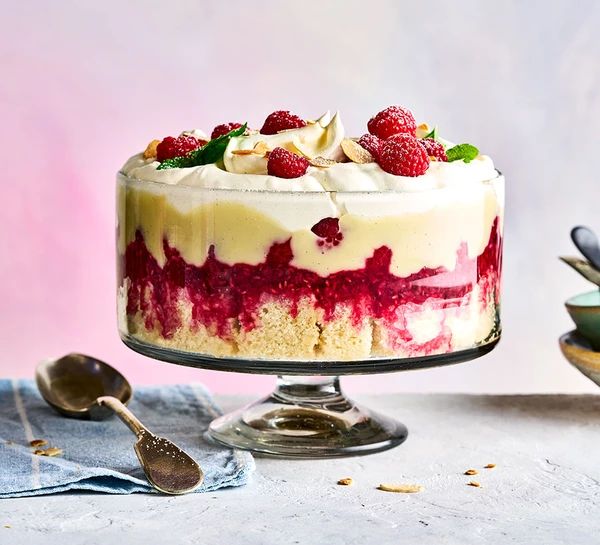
[{"left": 122, "top": 333, "right": 500, "bottom": 458}]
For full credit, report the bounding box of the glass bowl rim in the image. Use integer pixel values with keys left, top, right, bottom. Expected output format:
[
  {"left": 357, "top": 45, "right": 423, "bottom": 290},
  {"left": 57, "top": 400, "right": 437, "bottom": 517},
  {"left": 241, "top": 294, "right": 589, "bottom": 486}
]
[{"left": 116, "top": 169, "right": 503, "bottom": 196}]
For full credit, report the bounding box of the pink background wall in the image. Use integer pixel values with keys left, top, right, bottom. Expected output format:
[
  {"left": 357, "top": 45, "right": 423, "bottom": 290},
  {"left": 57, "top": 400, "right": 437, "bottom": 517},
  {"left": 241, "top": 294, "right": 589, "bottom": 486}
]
[{"left": 2, "top": 1, "right": 599, "bottom": 394}]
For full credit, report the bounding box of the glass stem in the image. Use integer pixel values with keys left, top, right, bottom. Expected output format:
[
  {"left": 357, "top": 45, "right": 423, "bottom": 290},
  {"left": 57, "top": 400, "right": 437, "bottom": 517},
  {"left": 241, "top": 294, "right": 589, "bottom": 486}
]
[{"left": 274, "top": 375, "right": 344, "bottom": 406}]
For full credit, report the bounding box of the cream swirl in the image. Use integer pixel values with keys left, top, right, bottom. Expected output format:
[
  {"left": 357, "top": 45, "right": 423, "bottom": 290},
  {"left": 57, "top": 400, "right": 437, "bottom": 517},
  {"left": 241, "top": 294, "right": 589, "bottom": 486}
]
[{"left": 222, "top": 111, "right": 345, "bottom": 175}]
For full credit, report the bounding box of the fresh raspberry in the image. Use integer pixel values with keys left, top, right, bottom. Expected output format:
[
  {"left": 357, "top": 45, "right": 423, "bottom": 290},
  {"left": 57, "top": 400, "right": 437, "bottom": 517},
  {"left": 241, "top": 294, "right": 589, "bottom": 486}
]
[
  {"left": 311, "top": 217, "right": 343, "bottom": 248},
  {"left": 267, "top": 147, "right": 309, "bottom": 178},
  {"left": 357, "top": 134, "right": 382, "bottom": 161},
  {"left": 311, "top": 218, "right": 340, "bottom": 239},
  {"left": 211, "top": 122, "right": 244, "bottom": 140},
  {"left": 156, "top": 135, "right": 206, "bottom": 162},
  {"left": 260, "top": 110, "right": 306, "bottom": 135},
  {"left": 419, "top": 138, "right": 448, "bottom": 162},
  {"left": 367, "top": 105, "right": 417, "bottom": 139},
  {"left": 378, "top": 134, "right": 429, "bottom": 177}
]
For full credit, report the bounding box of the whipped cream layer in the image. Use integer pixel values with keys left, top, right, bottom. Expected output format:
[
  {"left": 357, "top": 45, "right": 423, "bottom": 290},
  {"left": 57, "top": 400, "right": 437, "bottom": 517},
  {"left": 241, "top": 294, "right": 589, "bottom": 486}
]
[
  {"left": 123, "top": 154, "right": 497, "bottom": 193},
  {"left": 121, "top": 110, "right": 498, "bottom": 193}
]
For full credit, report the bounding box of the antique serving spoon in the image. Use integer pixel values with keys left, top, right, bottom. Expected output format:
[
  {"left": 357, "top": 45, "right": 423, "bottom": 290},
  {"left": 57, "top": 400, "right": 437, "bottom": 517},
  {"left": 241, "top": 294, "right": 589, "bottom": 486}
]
[
  {"left": 35, "top": 353, "right": 203, "bottom": 495},
  {"left": 571, "top": 226, "right": 600, "bottom": 272}
]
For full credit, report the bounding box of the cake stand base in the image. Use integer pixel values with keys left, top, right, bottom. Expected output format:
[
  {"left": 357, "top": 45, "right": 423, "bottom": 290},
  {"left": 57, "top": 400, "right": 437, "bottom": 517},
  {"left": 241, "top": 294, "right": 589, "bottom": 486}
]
[{"left": 208, "top": 376, "right": 407, "bottom": 458}]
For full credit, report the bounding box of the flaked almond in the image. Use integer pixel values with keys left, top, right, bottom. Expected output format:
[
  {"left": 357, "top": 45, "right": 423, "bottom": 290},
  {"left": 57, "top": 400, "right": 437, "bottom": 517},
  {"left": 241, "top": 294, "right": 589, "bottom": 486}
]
[
  {"left": 232, "top": 141, "right": 270, "bottom": 157},
  {"left": 42, "top": 447, "right": 62, "bottom": 456},
  {"left": 29, "top": 439, "right": 48, "bottom": 448},
  {"left": 276, "top": 127, "right": 300, "bottom": 134},
  {"left": 467, "top": 481, "right": 481, "bottom": 488},
  {"left": 464, "top": 469, "right": 478, "bottom": 476},
  {"left": 484, "top": 463, "right": 496, "bottom": 469},
  {"left": 253, "top": 141, "right": 270, "bottom": 155},
  {"left": 337, "top": 478, "right": 353, "bottom": 486},
  {"left": 33, "top": 449, "right": 45, "bottom": 456},
  {"left": 143, "top": 139, "right": 160, "bottom": 160},
  {"left": 309, "top": 156, "right": 337, "bottom": 168},
  {"left": 341, "top": 138, "right": 374, "bottom": 164},
  {"left": 416, "top": 123, "right": 432, "bottom": 138},
  {"left": 377, "top": 483, "right": 423, "bottom": 494}
]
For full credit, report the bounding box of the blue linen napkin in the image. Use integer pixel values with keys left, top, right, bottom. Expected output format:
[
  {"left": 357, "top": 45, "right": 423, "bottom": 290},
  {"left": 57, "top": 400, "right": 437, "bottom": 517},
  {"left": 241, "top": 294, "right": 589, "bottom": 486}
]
[{"left": 0, "top": 379, "right": 254, "bottom": 497}]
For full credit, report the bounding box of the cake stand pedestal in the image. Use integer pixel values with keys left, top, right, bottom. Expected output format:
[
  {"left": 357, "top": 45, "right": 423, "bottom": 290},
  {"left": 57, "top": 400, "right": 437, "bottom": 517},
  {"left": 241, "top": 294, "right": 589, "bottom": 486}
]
[
  {"left": 123, "top": 335, "right": 499, "bottom": 458},
  {"left": 208, "top": 375, "right": 407, "bottom": 457}
]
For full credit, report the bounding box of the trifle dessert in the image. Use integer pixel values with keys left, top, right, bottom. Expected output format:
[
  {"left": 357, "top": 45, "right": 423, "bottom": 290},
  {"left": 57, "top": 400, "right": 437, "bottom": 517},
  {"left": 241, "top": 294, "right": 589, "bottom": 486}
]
[{"left": 117, "top": 105, "right": 503, "bottom": 362}]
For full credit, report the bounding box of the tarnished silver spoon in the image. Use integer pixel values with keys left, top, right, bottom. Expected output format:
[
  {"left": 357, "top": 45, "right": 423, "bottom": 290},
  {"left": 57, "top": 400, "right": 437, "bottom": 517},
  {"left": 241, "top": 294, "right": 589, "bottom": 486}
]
[{"left": 36, "top": 353, "right": 203, "bottom": 495}]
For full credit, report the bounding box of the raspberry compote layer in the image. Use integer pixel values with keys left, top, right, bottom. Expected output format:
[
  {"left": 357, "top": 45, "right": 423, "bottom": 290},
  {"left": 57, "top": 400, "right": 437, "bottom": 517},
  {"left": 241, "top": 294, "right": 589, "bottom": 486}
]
[{"left": 118, "top": 213, "right": 501, "bottom": 361}]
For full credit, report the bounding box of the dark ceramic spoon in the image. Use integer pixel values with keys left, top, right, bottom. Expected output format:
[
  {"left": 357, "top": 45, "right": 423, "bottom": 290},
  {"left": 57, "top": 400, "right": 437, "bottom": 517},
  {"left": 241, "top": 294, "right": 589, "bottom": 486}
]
[{"left": 571, "top": 226, "right": 600, "bottom": 272}]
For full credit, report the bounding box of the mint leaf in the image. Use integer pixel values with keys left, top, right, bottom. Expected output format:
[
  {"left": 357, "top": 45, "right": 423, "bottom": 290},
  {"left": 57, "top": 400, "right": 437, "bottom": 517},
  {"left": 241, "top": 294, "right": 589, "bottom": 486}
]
[
  {"left": 446, "top": 143, "right": 479, "bottom": 163},
  {"left": 158, "top": 123, "right": 247, "bottom": 170},
  {"left": 423, "top": 126, "right": 437, "bottom": 140},
  {"left": 157, "top": 156, "right": 193, "bottom": 170}
]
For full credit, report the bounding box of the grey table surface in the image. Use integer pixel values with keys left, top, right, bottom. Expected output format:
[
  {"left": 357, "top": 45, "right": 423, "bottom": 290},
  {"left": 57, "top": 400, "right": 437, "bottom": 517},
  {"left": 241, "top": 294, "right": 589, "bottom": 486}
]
[{"left": 2, "top": 393, "right": 600, "bottom": 545}]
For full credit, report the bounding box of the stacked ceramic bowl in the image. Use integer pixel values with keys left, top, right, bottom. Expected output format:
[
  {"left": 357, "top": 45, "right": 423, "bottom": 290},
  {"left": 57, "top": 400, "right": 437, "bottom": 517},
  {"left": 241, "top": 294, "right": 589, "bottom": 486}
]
[{"left": 559, "top": 227, "right": 600, "bottom": 386}]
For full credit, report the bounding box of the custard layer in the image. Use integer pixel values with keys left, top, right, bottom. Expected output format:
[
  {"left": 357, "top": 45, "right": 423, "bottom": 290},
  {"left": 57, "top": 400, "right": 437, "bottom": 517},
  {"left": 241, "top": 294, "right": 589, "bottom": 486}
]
[{"left": 117, "top": 176, "right": 503, "bottom": 277}]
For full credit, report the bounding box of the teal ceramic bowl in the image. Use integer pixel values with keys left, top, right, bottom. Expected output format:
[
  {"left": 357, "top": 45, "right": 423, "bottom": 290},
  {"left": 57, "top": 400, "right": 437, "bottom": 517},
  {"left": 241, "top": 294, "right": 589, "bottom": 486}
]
[{"left": 565, "top": 290, "right": 600, "bottom": 351}]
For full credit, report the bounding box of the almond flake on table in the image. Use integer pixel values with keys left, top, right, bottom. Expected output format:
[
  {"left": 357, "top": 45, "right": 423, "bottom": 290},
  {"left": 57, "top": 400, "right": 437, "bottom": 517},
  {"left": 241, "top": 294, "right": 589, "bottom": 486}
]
[{"left": 377, "top": 483, "right": 423, "bottom": 493}]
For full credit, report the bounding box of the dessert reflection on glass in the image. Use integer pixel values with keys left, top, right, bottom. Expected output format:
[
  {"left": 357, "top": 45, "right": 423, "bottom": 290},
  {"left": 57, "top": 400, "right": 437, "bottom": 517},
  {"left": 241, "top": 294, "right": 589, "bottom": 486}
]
[{"left": 117, "top": 106, "right": 503, "bottom": 362}]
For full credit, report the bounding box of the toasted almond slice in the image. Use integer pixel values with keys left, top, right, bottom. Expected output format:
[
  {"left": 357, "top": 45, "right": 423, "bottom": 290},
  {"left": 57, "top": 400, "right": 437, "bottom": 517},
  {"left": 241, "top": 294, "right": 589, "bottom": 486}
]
[
  {"left": 276, "top": 127, "right": 301, "bottom": 134},
  {"left": 253, "top": 141, "right": 270, "bottom": 155},
  {"left": 42, "top": 447, "right": 63, "bottom": 457},
  {"left": 337, "top": 477, "right": 353, "bottom": 486},
  {"left": 309, "top": 156, "right": 337, "bottom": 168},
  {"left": 416, "top": 123, "right": 433, "bottom": 138},
  {"left": 464, "top": 469, "right": 478, "bottom": 476},
  {"left": 341, "top": 138, "right": 374, "bottom": 164},
  {"left": 232, "top": 142, "right": 270, "bottom": 156},
  {"left": 377, "top": 483, "right": 423, "bottom": 493},
  {"left": 484, "top": 463, "right": 496, "bottom": 469},
  {"left": 467, "top": 481, "right": 481, "bottom": 488},
  {"left": 143, "top": 139, "right": 160, "bottom": 159},
  {"left": 29, "top": 439, "right": 48, "bottom": 448},
  {"left": 33, "top": 449, "right": 45, "bottom": 456}
]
